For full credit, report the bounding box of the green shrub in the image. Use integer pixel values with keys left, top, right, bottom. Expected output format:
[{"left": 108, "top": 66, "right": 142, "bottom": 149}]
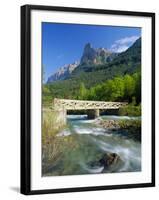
[
  {"left": 118, "top": 119, "right": 141, "bottom": 129},
  {"left": 118, "top": 104, "right": 141, "bottom": 116}
]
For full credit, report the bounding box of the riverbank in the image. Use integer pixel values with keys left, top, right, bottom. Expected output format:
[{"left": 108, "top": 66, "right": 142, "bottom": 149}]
[
  {"left": 42, "top": 109, "right": 78, "bottom": 175},
  {"left": 95, "top": 117, "right": 141, "bottom": 141}
]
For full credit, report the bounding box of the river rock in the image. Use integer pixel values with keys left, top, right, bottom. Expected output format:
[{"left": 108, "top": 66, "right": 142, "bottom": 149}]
[
  {"left": 99, "top": 152, "right": 122, "bottom": 168},
  {"left": 96, "top": 119, "right": 120, "bottom": 130}
]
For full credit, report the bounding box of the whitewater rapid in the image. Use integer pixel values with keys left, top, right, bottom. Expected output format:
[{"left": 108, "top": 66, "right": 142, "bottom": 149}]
[{"left": 54, "top": 115, "right": 141, "bottom": 175}]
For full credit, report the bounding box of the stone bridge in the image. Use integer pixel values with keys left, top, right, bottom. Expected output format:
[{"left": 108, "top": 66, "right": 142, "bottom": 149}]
[{"left": 53, "top": 98, "right": 128, "bottom": 124}]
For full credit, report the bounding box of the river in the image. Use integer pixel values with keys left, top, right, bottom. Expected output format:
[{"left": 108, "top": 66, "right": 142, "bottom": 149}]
[{"left": 45, "top": 115, "right": 141, "bottom": 176}]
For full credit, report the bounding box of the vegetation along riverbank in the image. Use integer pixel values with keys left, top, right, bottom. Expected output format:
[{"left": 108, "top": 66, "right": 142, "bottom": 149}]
[{"left": 95, "top": 117, "right": 141, "bottom": 141}]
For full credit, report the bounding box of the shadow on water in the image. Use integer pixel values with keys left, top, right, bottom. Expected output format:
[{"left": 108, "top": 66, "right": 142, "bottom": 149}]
[{"left": 67, "top": 115, "right": 88, "bottom": 121}]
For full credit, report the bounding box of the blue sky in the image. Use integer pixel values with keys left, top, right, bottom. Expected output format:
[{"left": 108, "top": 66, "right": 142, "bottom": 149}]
[{"left": 42, "top": 22, "right": 141, "bottom": 82}]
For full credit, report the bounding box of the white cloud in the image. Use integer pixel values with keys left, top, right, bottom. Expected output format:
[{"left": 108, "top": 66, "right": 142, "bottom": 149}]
[{"left": 110, "top": 35, "right": 140, "bottom": 53}]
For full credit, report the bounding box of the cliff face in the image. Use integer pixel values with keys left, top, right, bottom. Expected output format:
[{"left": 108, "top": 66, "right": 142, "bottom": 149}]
[
  {"left": 47, "top": 61, "right": 79, "bottom": 83},
  {"left": 80, "top": 43, "right": 116, "bottom": 65}
]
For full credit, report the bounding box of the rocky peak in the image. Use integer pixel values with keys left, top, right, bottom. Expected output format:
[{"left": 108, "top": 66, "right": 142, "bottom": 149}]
[
  {"left": 84, "top": 42, "right": 91, "bottom": 49},
  {"left": 80, "top": 43, "right": 114, "bottom": 65},
  {"left": 47, "top": 61, "right": 79, "bottom": 83},
  {"left": 81, "top": 43, "right": 97, "bottom": 65},
  {"left": 67, "top": 61, "right": 79, "bottom": 73}
]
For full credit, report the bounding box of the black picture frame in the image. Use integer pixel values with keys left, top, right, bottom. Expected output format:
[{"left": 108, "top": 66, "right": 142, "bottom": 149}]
[{"left": 21, "top": 4, "right": 155, "bottom": 195}]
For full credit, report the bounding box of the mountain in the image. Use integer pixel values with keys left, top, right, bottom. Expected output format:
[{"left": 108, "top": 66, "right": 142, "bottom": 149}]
[
  {"left": 80, "top": 43, "right": 115, "bottom": 65},
  {"left": 45, "top": 38, "right": 141, "bottom": 99},
  {"left": 47, "top": 61, "right": 79, "bottom": 83},
  {"left": 47, "top": 43, "right": 117, "bottom": 83},
  {"left": 105, "top": 37, "right": 141, "bottom": 75}
]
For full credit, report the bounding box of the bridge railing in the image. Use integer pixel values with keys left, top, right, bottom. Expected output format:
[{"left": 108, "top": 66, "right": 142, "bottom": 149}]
[{"left": 53, "top": 98, "right": 128, "bottom": 110}]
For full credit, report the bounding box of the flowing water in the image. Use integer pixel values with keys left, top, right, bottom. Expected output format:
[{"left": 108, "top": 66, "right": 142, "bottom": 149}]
[{"left": 45, "top": 115, "right": 141, "bottom": 176}]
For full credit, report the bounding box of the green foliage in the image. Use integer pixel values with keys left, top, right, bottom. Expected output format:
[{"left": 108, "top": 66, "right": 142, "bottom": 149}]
[
  {"left": 105, "top": 77, "right": 125, "bottom": 101},
  {"left": 123, "top": 75, "right": 135, "bottom": 101},
  {"left": 118, "top": 104, "right": 141, "bottom": 116},
  {"left": 42, "top": 71, "right": 141, "bottom": 117},
  {"left": 118, "top": 119, "right": 141, "bottom": 129},
  {"left": 42, "top": 85, "right": 52, "bottom": 105},
  {"left": 77, "top": 82, "right": 88, "bottom": 100},
  {"left": 133, "top": 72, "right": 141, "bottom": 103},
  {"left": 80, "top": 72, "right": 141, "bottom": 103}
]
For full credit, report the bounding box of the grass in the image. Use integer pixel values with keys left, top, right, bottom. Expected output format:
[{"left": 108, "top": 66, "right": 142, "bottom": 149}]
[
  {"left": 42, "top": 108, "right": 77, "bottom": 175},
  {"left": 42, "top": 109, "right": 65, "bottom": 175}
]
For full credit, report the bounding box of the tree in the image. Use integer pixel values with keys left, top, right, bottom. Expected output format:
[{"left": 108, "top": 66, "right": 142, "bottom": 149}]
[
  {"left": 78, "top": 82, "right": 88, "bottom": 100},
  {"left": 83, "top": 72, "right": 141, "bottom": 104},
  {"left": 123, "top": 74, "right": 135, "bottom": 102},
  {"left": 112, "top": 77, "right": 125, "bottom": 101},
  {"left": 133, "top": 72, "right": 141, "bottom": 103}
]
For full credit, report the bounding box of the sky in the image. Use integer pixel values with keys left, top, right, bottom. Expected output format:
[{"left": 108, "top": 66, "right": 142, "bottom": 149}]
[{"left": 42, "top": 22, "right": 141, "bottom": 82}]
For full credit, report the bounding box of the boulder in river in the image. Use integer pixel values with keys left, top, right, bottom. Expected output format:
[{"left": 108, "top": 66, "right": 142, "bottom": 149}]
[{"left": 99, "top": 152, "right": 122, "bottom": 168}]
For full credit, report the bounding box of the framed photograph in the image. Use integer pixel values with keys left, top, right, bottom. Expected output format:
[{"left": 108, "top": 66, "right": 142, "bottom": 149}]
[{"left": 21, "top": 5, "right": 155, "bottom": 195}]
